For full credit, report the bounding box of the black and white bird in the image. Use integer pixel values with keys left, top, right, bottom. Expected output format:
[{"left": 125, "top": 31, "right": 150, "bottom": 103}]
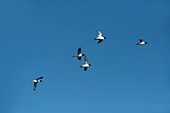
[
  {"left": 136, "top": 39, "right": 148, "bottom": 45},
  {"left": 94, "top": 30, "right": 106, "bottom": 44},
  {"left": 32, "top": 76, "right": 43, "bottom": 91},
  {"left": 73, "top": 47, "right": 85, "bottom": 60},
  {"left": 80, "top": 55, "right": 91, "bottom": 71}
]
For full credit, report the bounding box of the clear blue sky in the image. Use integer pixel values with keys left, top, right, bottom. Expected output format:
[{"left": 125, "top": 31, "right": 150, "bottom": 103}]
[{"left": 0, "top": 0, "right": 170, "bottom": 113}]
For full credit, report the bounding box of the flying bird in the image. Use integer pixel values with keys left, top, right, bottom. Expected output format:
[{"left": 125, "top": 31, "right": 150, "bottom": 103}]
[
  {"left": 73, "top": 47, "right": 85, "bottom": 60},
  {"left": 136, "top": 39, "right": 148, "bottom": 45},
  {"left": 94, "top": 30, "right": 106, "bottom": 44},
  {"left": 80, "top": 55, "right": 91, "bottom": 71},
  {"left": 32, "top": 76, "right": 43, "bottom": 91}
]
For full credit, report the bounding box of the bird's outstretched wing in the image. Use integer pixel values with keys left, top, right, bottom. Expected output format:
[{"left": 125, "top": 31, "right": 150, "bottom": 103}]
[
  {"left": 78, "top": 57, "right": 81, "bottom": 60},
  {"left": 139, "top": 39, "right": 144, "bottom": 42},
  {"left": 84, "top": 55, "right": 88, "bottom": 64},
  {"left": 97, "top": 39, "right": 103, "bottom": 44},
  {"left": 33, "top": 82, "right": 37, "bottom": 91},
  {"left": 97, "top": 30, "right": 102, "bottom": 37},
  {"left": 84, "top": 67, "right": 88, "bottom": 71},
  {"left": 36, "top": 76, "right": 43, "bottom": 80},
  {"left": 77, "top": 48, "right": 81, "bottom": 54}
]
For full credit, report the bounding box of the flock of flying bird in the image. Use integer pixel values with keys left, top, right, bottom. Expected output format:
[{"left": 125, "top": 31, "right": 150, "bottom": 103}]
[{"left": 32, "top": 30, "right": 148, "bottom": 91}]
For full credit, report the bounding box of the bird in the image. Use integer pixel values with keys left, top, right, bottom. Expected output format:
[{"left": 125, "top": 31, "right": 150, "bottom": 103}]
[
  {"left": 73, "top": 47, "right": 85, "bottom": 60},
  {"left": 80, "top": 55, "right": 91, "bottom": 71},
  {"left": 32, "top": 76, "right": 43, "bottom": 91},
  {"left": 94, "top": 30, "right": 106, "bottom": 44},
  {"left": 136, "top": 39, "right": 148, "bottom": 45}
]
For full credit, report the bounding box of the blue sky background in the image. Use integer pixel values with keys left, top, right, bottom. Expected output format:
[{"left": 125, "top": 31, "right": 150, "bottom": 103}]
[{"left": 0, "top": 0, "right": 170, "bottom": 113}]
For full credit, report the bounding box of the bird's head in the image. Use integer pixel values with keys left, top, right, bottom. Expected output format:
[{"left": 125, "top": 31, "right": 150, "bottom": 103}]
[
  {"left": 82, "top": 54, "right": 86, "bottom": 56},
  {"left": 38, "top": 80, "right": 42, "bottom": 82}
]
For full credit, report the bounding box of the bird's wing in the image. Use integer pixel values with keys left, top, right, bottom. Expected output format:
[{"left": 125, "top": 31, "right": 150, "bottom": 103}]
[
  {"left": 78, "top": 57, "right": 81, "bottom": 60},
  {"left": 139, "top": 39, "right": 144, "bottom": 42},
  {"left": 84, "top": 55, "right": 88, "bottom": 64},
  {"left": 84, "top": 67, "right": 88, "bottom": 71},
  {"left": 33, "top": 82, "right": 37, "bottom": 91},
  {"left": 97, "top": 39, "right": 103, "bottom": 44},
  {"left": 77, "top": 48, "right": 81, "bottom": 54},
  {"left": 36, "top": 76, "right": 43, "bottom": 80},
  {"left": 97, "top": 30, "right": 102, "bottom": 36}
]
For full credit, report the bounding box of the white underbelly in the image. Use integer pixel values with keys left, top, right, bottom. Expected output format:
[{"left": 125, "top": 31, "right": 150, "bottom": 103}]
[
  {"left": 96, "top": 36, "right": 104, "bottom": 40},
  {"left": 82, "top": 64, "right": 89, "bottom": 67},
  {"left": 140, "top": 42, "right": 145, "bottom": 44},
  {"left": 32, "top": 80, "right": 37, "bottom": 82},
  {"left": 78, "top": 54, "right": 82, "bottom": 57}
]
